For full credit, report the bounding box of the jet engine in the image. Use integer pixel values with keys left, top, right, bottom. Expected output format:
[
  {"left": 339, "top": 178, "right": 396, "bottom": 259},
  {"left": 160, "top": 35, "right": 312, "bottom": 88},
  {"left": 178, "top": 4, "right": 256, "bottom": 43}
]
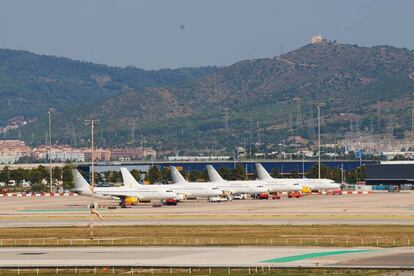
[
  {"left": 301, "top": 186, "right": 312, "bottom": 194},
  {"left": 124, "top": 196, "right": 138, "bottom": 205},
  {"left": 176, "top": 193, "right": 187, "bottom": 201}
]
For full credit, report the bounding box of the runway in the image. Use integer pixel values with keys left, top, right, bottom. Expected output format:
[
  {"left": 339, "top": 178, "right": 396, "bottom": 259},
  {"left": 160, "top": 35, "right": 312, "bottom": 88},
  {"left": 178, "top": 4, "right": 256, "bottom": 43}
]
[{"left": 0, "top": 246, "right": 413, "bottom": 268}]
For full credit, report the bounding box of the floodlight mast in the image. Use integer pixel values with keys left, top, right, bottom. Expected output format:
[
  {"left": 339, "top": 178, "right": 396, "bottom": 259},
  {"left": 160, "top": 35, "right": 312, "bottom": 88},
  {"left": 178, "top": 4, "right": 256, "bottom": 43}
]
[
  {"left": 48, "top": 108, "right": 54, "bottom": 192},
  {"left": 85, "top": 119, "right": 98, "bottom": 239},
  {"left": 317, "top": 104, "right": 321, "bottom": 179}
]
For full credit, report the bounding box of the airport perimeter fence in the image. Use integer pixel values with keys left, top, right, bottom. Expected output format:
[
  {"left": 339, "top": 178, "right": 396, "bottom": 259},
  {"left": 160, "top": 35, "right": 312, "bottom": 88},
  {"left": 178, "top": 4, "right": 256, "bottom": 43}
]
[{"left": 0, "top": 236, "right": 412, "bottom": 248}]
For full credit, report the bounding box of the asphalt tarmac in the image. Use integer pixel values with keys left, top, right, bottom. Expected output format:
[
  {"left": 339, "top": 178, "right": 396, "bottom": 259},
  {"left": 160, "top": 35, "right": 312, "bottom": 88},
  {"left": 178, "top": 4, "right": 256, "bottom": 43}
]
[{"left": 0, "top": 192, "right": 413, "bottom": 227}]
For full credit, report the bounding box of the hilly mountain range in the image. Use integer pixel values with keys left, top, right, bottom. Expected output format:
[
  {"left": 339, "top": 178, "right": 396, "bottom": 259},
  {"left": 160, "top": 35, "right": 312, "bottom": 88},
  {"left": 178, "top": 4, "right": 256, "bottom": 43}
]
[{"left": 1, "top": 42, "right": 414, "bottom": 154}]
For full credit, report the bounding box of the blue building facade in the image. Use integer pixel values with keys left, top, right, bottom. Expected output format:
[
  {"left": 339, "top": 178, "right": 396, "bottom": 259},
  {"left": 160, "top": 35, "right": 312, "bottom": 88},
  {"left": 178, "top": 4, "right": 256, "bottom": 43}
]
[{"left": 79, "top": 160, "right": 374, "bottom": 176}]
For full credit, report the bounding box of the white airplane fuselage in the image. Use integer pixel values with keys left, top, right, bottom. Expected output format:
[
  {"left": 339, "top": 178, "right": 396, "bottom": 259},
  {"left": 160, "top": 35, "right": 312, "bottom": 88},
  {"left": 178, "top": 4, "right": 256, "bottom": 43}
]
[
  {"left": 213, "top": 180, "right": 267, "bottom": 194},
  {"left": 260, "top": 179, "right": 303, "bottom": 193},
  {"left": 78, "top": 186, "right": 177, "bottom": 201},
  {"left": 298, "top": 178, "right": 341, "bottom": 191},
  {"left": 95, "top": 188, "right": 177, "bottom": 201},
  {"left": 255, "top": 163, "right": 340, "bottom": 192},
  {"left": 150, "top": 184, "right": 222, "bottom": 199}
]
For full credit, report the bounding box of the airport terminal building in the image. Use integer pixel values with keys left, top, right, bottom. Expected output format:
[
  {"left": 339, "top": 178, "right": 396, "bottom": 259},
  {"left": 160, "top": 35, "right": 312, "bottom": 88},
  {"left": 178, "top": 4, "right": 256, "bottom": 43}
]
[{"left": 365, "top": 161, "right": 414, "bottom": 187}]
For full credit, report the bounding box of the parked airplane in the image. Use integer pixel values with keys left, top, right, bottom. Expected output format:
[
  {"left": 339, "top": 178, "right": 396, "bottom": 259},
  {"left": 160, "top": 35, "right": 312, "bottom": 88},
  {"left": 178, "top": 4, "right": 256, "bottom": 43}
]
[
  {"left": 169, "top": 166, "right": 227, "bottom": 198},
  {"left": 72, "top": 169, "right": 177, "bottom": 207},
  {"left": 206, "top": 165, "right": 267, "bottom": 195},
  {"left": 121, "top": 167, "right": 222, "bottom": 201},
  {"left": 255, "top": 163, "right": 341, "bottom": 191},
  {"left": 249, "top": 163, "right": 305, "bottom": 193}
]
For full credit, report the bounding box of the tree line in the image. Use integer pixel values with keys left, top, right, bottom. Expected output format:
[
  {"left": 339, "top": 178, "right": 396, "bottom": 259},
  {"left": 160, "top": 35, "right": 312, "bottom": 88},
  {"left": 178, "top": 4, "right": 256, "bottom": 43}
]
[
  {"left": 0, "top": 165, "right": 75, "bottom": 192},
  {"left": 140, "top": 164, "right": 365, "bottom": 184}
]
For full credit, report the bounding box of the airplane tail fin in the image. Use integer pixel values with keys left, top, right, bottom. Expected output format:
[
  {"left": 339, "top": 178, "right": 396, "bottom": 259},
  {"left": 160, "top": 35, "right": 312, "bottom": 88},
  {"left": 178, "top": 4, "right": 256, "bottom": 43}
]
[
  {"left": 71, "top": 169, "right": 92, "bottom": 195},
  {"left": 170, "top": 166, "right": 188, "bottom": 184},
  {"left": 120, "top": 167, "right": 140, "bottom": 187},
  {"left": 206, "top": 165, "right": 225, "bottom": 182},
  {"left": 255, "top": 163, "right": 273, "bottom": 180}
]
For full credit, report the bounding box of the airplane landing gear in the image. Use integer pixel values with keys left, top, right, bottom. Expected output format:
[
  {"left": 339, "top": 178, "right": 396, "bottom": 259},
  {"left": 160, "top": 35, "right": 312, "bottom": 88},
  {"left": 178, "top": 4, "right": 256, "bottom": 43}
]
[{"left": 119, "top": 198, "right": 127, "bottom": 208}]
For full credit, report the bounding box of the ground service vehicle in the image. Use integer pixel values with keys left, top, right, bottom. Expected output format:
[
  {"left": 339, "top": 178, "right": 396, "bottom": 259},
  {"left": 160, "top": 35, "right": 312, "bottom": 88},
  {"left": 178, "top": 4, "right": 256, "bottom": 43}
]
[
  {"left": 257, "top": 193, "right": 269, "bottom": 200},
  {"left": 163, "top": 198, "right": 178, "bottom": 205},
  {"left": 208, "top": 196, "right": 230, "bottom": 203},
  {"left": 232, "top": 194, "right": 247, "bottom": 200},
  {"left": 272, "top": 194, "right": 281, "bottom": 200},
  {"left": 330, "top": 189, "right": 342, "bottom": 195},
  {"left": 288, "top": 191, "right": 302, "bottom": 198}
]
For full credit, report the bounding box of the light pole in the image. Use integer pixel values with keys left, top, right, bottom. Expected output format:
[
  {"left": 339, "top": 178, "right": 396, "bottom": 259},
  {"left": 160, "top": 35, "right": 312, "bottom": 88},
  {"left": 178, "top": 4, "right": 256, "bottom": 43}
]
[
  {"left": 317, "top": 104, "right": 321, "bottom": 179},
  {"left": 85, "top": 119, "right": 98, "bottom": 239},
  {"left": 48, "top": 108, "right": 54, "bottom": 192}
]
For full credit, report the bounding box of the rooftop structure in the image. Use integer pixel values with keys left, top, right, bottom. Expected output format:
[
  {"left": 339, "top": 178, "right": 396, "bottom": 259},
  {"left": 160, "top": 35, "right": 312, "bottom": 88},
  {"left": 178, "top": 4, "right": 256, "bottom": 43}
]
[{"left": 311, "top": 34, "right": 322, "bottom": 44}]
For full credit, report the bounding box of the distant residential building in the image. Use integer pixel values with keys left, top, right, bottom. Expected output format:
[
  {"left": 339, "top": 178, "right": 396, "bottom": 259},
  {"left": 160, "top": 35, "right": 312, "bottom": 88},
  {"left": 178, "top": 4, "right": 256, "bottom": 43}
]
[
  {"left": 381, "top": 151, "right": 414, "bottom": 160},
  {"left": 301, "top": 151, "right": 315, "bottom": 158},
  {"left": 84, "top": 148, "right": 111, "bottom": 162},
  {"left": 0, "top": 140, "right": 31, "bottom": 155},
  {"left": 33, "top": 145, "right": 85, "bottom": 162},
  {"left": 311, "top": 34, "right": 322, "bottom": 44},
  {"left": 323, "top": 152, "right": 339, "bottom": 158},
  {"left": 110, "top": 147, "right": 157, "bottom": 161},
  {"left": 0, "top": 140, "right": 31, "bottom": 164},
  {"left": 254, "top": 153, "right": 265, "bottom": 158},
  {"left": 157, "top": 149, "right": 175, "bottom": 157},
  {"left": 143, "top": 148, "right": 157, "bottom": 160},
  {"left": 0, "top": 154, "right": 20, "bottom": 164},
  {"left": 51, "top": 151, "right": 85, "bottom": 162},
  {"left": 338, "top": 134, "right": 414, "bottom": 155},
  {"left": 168, "top": 156, "right": 231, "bottom": 161}
]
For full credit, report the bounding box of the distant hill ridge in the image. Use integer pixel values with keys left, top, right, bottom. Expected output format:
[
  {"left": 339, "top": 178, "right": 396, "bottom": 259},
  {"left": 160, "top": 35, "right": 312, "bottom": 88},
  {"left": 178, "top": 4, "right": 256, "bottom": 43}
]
[{"left": 1, "top": 42, "right": 414, "bottom": 153}]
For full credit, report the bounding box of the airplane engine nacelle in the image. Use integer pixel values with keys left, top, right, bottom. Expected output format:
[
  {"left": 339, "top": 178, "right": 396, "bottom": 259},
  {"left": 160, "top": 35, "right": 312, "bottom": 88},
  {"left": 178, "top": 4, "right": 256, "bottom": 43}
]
[
  {"left": 176, "top": 193, "right": 187, "bottom": 201},
  {"left": 124, "top": 196, "right": 138, "bottom": 205},
  {"left": 301, "top": 186, "right": 311, "bottom": 194}
]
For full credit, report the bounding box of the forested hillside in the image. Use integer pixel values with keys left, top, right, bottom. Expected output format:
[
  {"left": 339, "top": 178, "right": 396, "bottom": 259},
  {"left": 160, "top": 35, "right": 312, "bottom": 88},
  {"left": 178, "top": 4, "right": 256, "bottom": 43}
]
[{"left": 2, "top": 42, "right": 414, "bottom": 154}]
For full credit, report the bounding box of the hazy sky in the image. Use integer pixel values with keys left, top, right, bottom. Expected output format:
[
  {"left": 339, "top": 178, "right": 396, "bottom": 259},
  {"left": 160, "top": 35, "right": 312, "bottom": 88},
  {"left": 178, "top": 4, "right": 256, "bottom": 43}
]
[{"left": 0, "top": 0, "right": 412, "bottom": 69}]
